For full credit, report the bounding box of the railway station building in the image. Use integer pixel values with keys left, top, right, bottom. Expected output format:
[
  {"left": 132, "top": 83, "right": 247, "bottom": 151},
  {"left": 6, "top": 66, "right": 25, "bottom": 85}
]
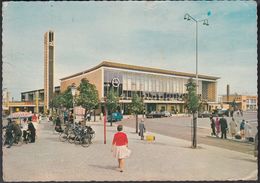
[{"left": 60, "top": 61, "right": 220, "bottom": 114}]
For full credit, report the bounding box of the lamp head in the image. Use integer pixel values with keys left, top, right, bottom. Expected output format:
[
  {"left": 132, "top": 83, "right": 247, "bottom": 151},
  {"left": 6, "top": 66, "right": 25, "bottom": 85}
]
[{"left": 71, "top": 83, "right": 77, "bottom": 96}]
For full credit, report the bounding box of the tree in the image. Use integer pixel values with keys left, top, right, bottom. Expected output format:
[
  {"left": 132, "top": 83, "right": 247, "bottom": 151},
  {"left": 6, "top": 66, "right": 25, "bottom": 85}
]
[
  {"left": 51, "top": 93, "right": 63, "bottom": 114},
  {"left": 184, "top": 78, "right": 200, "bottom": 148},
  {"left": 76, "top": 79, "right": 99, "bottom": 122},
  {"left": 131, "top": 93, "right": 144, "bottom": 133},
  {"left": 50, "top": 87, "right": 74, "bottom": 116},
  {"left": 106, "top": 90, "right": 119, "bottom": 126},
  {"left": 60, "top": 87, "right": 74, "bottom": 110}
]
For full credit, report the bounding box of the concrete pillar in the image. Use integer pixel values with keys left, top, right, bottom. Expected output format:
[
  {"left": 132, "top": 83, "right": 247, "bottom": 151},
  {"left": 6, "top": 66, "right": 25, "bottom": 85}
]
[{"left": 35, "top": 91, "right": 39, "bottom": 113}]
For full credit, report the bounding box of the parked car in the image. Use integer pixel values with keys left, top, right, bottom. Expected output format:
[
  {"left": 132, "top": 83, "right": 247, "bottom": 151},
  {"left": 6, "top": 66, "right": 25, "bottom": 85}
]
[
  {"left": 198, "top": 111, "right": 211, "bottom": 118},
  {"left": 107, "top": 112, "right": 123, "bottom": 122},
  {"left": 146, "top": 111, "right": 163, "bottom": 118},
  {"left": 161, "top": 111, "right": 171, "bottom": 117},
  {"left": 212, "top": 109, "right": 229, "bottom": 117}
]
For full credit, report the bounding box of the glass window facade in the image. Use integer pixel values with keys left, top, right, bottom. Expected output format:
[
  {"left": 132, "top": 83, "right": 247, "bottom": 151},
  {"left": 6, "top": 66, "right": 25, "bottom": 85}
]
[{"left": 103, "top": 68, "right": 213, "bottom": 101}]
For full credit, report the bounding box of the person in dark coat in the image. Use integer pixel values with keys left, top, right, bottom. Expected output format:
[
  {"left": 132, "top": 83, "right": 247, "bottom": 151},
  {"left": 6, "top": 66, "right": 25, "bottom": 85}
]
[
  {"left": 12, "top": 121, "right": 22, "bottom": 144},
  {"left": 254, "top": 132, "right": 258, "bottom": 157},
  {"left": 210, "top": 116, "right": 216, "bottom": 136},
  {"left": 139, "top": 119, "right": 146, "bottom": 140},
  {"left": 3, "top": 119, "right": 14, "bottom": 148},
  {"left": 27, "top": 119, "right": 36, "bottom": 143},
  {"left": 219, "top": 116, "right": 228, "bottom": 139},
  {"left": 55, "top": 116, "right": 63, "bottom": 132},
  {"left": 64, "top": 111, "right": 68, "bottom": 124},
  {"left": 69, "top": 112, "right": 74, "bottom": 124}
]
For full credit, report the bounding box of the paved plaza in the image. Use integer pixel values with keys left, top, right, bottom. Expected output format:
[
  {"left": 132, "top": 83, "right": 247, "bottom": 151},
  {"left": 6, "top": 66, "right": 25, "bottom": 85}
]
[{"left": 2, "top": 118, "right": 258, "bottom": 181}]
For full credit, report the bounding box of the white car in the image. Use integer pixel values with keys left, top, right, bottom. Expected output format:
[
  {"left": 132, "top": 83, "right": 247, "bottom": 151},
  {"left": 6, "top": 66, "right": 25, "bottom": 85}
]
[{"left": 161, "top": 111, "right": 171, "bottom": 117}]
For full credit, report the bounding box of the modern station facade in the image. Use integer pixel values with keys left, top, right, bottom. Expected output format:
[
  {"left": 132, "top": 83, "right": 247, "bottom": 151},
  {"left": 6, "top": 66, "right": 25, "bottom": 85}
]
[{"left": 60, "top": 61, "right": 220, "bottom": 114}]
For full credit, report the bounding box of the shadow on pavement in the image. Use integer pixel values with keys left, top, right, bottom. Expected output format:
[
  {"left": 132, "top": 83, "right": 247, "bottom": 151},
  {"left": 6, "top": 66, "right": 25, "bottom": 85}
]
[
  {"left": 229, "top": 157, "right": 257, "bottom": 163},
  {"left": 88, "top": 164, "right": 117, "bottom": 171}
]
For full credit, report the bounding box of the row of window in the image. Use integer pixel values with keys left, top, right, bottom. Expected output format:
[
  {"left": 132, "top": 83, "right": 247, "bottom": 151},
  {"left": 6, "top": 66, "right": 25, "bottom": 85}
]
[
  {"left": 103, "top": 84, "right": 202, "bottom": 101},
  {"left": 104, "top": 69, "right": 203, "bottom": 94}
]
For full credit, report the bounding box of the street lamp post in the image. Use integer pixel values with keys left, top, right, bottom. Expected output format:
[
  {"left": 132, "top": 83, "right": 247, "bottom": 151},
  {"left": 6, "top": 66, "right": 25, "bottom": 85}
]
[
  {"left": 103, "top": 83, "right": 110, "bottom": 144},
  {"left": 184, "top": 13, "right": 209, "bottom": 148},
  {"left": 71, "top": 83, "right": 77, "bottom": 127},
  {"left": 142, "top": 94, "right": 145, "bottom": 118}
]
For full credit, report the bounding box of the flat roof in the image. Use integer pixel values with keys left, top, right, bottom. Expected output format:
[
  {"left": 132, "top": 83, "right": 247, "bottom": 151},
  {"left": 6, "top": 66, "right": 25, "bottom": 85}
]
[
  {"left": 60, "top": 61, "right": 220, "bottom": 81},
  {"left": 21, "top": 86, "right": 60, "bottom": 94}
]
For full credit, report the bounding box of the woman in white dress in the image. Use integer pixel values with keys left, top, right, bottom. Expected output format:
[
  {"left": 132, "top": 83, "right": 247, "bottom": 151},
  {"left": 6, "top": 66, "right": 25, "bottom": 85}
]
[
  {"left": 244, "top": 121, "right": 252, "bottom": 141},
  {"left": 229, "top": 118, "right": 237, "bottom": 139}
]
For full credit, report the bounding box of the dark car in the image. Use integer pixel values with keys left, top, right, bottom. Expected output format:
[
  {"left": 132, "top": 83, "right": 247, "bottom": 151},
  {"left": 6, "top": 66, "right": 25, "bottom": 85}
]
[
  {"left": 212, "top": 109, "right": 229, "bottom": 117},
  {"left": 146, "top": 111, "right": 163, "bottom": 118},
  {"left": 198, "top": 111, "right": 211, "bottom": 118},
  {"left": 107, "top": 112, "right": 123, "bottom": 122}
]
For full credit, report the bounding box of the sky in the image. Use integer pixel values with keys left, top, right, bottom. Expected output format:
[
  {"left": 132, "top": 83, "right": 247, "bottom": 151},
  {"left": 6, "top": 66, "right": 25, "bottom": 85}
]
[{"left": 2, "top": 1, "right": 257, "bottom": 100}]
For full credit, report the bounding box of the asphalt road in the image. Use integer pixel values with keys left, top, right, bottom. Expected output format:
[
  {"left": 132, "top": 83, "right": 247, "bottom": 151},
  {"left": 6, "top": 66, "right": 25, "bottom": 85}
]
[{"left": 117, "top": 112, "right": 257, "bottom": 155}]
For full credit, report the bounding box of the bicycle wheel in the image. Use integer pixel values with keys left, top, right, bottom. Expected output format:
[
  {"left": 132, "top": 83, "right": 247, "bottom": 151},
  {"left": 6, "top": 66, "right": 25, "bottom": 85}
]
[
  {"left": 89, "top": 132, "right": 95, "bottom": 140},
  {"left": 68, "top": 132, "right": 75, "bottom": 144},
  {"left": 74, "top": 136, "right": 81, "bottom": 145},
  {"left": 81, "top": 136, "right": 90, "bottom": 147},
  {"left": 59, "top": 133, "right": 68, "bottom": 142}
]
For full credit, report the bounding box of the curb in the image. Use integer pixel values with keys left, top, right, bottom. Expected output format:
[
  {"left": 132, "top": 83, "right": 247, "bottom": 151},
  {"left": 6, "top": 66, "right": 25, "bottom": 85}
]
[{"left": 206, "top": 135, "right": 255, "bottom": 145}]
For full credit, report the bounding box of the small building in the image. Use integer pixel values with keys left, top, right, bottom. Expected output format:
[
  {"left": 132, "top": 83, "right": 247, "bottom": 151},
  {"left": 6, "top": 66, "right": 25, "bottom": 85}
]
[
  {"left": 6, "top": 86, "right": 60, "bottom": 114},
  {"left": 222, "top": 94, "right": 258, "bottom": 111}
]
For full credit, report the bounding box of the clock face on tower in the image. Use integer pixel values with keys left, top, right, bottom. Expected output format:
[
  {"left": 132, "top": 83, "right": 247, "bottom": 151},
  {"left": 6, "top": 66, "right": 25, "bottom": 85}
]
[{"left": 111, "top": 78, "right": 120, "bottom": 88}]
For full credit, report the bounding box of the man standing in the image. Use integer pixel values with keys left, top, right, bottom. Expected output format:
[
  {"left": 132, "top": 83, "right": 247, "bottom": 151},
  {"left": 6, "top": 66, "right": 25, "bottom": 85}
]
[
  {"left": 63, "top": 111, "right": 68, "bottom": 124},
  {"left": 139, "top": 119, "right": 146, "bottom": 140},
  {"left": 254, "top": 132, "right": 258, "bottom": 157},
  {"left": 240, "top": 119, "right": 246, "bottom": 140},
  {"left": 12, "top": 121, "right": 22, "bottom": 144},
  {"left": 27, "top": 118, "right": 36, "bottom": 143},
  {"left": 210, "top": 116, "right": 216, "bottom": 136},
  {"left": 219, "top": 116, "right": 228, "bottom": 139},
  {"left": 3, "top": 119, "right": 14, "bottom": 148}
]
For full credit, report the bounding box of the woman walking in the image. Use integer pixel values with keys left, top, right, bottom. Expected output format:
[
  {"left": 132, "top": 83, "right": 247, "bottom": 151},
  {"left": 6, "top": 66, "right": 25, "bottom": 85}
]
[{"left": 111, "top": 125, "right": 131, "bottom": 172}]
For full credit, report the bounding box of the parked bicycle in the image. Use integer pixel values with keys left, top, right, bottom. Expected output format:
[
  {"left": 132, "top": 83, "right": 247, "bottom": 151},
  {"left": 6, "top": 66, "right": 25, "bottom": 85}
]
[
  {"left": 85, "top": 125, "right": 95, "bottom": 142},
  {"left": 61, "top": 123, "right": 95, "bottom": 147},
  {"left": 2, "top": 128, "right": 23, "bottom": 147},
  {"left": 73, "top": 127, "right": 91, "bottom": 147},
  {"left": 59, "top": 123, "right": 74, "bottom": 142}
]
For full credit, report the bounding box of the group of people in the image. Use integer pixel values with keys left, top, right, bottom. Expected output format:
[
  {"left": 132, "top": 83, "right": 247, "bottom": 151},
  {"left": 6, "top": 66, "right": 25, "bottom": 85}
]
[
  {"left": 3, "top": 117, "right": 36, "bottom": 148},
  {"left": 210, "top": 116, "right": 228, "bottom": 139},
  {"left": 210, "top": 116, "right": 252, "bottom": 140}
]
